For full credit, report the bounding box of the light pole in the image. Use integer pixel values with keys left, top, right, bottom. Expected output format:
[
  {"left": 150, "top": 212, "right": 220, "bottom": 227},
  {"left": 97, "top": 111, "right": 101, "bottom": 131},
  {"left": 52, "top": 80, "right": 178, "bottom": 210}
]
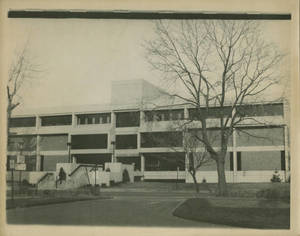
[
  {"left": 111, "top": 141, "right": 115, "bottom": 163},
  {"left": 67, "top": 142, "right": 72, "bottom": 163}
]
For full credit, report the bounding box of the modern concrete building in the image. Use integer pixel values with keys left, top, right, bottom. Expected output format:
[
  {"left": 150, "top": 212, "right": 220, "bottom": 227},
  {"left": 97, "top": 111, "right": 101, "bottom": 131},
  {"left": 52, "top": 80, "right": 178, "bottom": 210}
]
[{"left": 7, "top": 80, "right": 290, "bottom": 183}]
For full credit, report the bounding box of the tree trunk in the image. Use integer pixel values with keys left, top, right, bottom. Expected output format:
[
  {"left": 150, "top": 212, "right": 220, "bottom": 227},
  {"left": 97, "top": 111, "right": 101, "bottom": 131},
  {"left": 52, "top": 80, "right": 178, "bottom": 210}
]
[
  {"left": 191, "top": 172, "right": 199, "bottom": 193},
  {"left": 216, "top": 157, "right": 227, "bottom": 196}
]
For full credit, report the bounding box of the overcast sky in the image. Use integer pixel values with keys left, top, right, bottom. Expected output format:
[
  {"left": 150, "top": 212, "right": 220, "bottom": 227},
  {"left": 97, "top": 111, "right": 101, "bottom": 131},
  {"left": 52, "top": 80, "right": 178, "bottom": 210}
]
[{"left": 6, "top": 18, "right": 291, "bottom": 111}]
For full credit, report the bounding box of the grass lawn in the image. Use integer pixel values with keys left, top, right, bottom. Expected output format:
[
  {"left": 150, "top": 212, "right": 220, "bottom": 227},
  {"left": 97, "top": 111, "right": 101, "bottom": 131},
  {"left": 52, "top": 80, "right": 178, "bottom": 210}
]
[{"left": 173, "top": 198, "right": 290, "bottom": 229}]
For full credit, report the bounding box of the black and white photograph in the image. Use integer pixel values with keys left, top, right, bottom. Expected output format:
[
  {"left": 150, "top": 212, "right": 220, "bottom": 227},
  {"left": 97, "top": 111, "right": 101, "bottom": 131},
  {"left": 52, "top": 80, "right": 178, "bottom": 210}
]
[{"left": 1, "top": 0, "right": 299, "bottom": 235}]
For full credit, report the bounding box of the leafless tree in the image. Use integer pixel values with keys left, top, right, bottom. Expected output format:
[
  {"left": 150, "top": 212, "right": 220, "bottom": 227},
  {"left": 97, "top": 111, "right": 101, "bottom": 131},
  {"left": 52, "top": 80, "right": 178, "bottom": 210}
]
[
  {"left": 144, "top": 20, "right": 284, "bottom": 196},
  {"left": 7, "top": 44, "right": 42, "bottom": 145}
]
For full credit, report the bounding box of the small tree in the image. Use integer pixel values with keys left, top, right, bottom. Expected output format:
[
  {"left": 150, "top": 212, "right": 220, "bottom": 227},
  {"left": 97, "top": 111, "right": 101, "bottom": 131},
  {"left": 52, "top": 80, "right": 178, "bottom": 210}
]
[{"left": 143, "top": 113, "right": 213, "bottom": 193}]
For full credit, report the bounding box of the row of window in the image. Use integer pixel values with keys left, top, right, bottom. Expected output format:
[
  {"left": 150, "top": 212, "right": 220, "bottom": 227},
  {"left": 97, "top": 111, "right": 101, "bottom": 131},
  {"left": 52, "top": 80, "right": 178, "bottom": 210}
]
[
  {"left": 7, "top": 127, "right": 284, "bottom": 151},
  {"left": 10, "top": 151, "right": 284, "bottom": 172},
  {"left": 9, "top": 103, "right": 284, "bottom": 128}
]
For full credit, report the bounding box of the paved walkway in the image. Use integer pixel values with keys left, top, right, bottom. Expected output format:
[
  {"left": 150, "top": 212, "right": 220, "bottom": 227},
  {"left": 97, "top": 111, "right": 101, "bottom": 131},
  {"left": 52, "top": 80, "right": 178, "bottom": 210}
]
[{"left": 6, "top": 192, "right": 228, "bottom": 227}]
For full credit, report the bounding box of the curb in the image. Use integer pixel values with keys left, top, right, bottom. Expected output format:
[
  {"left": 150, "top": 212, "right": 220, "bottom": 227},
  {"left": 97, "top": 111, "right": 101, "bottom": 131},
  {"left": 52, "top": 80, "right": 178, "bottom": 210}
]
[{"left": 6, "top": 196, "right": 112, "bottom": 210}]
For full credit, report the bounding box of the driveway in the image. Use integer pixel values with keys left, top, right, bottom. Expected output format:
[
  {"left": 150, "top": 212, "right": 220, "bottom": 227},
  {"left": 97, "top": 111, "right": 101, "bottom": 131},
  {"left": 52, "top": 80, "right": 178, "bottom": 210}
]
[{"left": 6, "top": 192, "right": 227, "bottom": 227}]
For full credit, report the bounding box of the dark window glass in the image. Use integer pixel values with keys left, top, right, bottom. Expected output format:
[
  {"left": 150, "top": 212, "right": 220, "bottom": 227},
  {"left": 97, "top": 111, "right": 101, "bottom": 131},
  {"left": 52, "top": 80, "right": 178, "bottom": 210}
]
[
  {"left": 116, "top": 112, "right": 140, "bottom": 127},
  {"left": 76, "top": 154, "right": 111, "bottom": 165},
  {"left": 41, "top": 115, "right": 72, "bottom": 126},
  {"left": 144, "top": 109, "right": 184, "bottom": 122},
  {"left": 25, "top": 155, "right": 36, "bottom": 171},
  {"left": 189, "top": 107, "right": 232, "bottom": 120},
  {"left": 237, "top": 152, "right": 242, "bottom": 171},
  {"left": 236, "top": 103, "right": 283, "bottom": 117},
  {"left": 141, "top": 132, "right": 183, "bottom": 148},
  {"left": 116, "top": 135, "right": 137, "bottom": 149},
  {"left": 281, "top": 151, "right": 286, "bottom": 171},
  {"left": 144, "top": 153, "right": 185, "bottom": 171},
  {"left": 71, "top": 134, "right": 107, "bottom": 149},
  {"left": 10, "top": 117, "right": 36, "bottom": 128},
  {"left": 230, "top": 152, "right": 233, "bottom": 171},
  {"left": 6, "top": 155, "right": 36, "bottom": 171},
  {"left": 77, "top": 113, "right": 111, "bottom": 125},
  {"left": 7, "top": 135, "right": 37, "bottom": 151},
  {"left": 117, "top": 157, "right": 141, "bottom": 171}
]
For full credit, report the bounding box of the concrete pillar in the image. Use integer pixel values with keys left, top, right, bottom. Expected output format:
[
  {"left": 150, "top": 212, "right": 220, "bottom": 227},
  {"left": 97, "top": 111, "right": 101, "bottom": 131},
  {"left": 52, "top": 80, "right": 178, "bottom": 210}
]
[
  {"left": 36, "top": 115, "right": 41, "bottom": 130},
  {"left": 137, "top": 132, "right": 141, "bottom": 150},
  {"left": 72, "top": 113, "right": 76, "bottom": 127},
  {"left": 232, "top": 128, "right": 237, "bottom": 183},
  {"left": 284, "top": 125, "right": 290, "bottom": 181},
  {"left": 184, "top": 106, "right": 189, "bottom": 120},
  {"left": 141, "top": 154, "right": 145, "bottom": 181},
  {"left": 36, "top": 135, "right": 41, "bottom": 171}
]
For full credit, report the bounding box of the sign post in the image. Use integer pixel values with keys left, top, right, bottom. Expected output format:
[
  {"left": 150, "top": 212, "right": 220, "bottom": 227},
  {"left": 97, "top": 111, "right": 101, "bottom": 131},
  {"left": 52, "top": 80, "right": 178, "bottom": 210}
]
[
  {"left": 176, "top": 166, "right": 179, "bottom": 190},
  {"left": 9, "top": 160, "right": 15, "bottom": 205}
]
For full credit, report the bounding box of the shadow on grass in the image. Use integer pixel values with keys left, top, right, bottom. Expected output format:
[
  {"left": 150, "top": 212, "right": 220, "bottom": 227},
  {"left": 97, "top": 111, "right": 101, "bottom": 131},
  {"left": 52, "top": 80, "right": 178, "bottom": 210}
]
[{"left": 173, "top": 198, "right": 290, "bottom": 229}]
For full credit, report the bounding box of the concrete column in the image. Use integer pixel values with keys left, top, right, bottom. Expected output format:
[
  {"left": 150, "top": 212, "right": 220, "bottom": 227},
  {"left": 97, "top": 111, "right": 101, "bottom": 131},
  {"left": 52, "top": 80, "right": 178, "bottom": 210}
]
[
  {"left": 111, "top": 111, "right": 116, "bottom": 129},
  {"left": 110, "top": 112, "right": 116, "bottom": 162},
  {"left": 36, "top": 135, "right": 41, "bottom": 171},
  {"left": 284, "top": 125, "right": 290, "bottom": 181},
  {"left": 137, "top": 132, "right": 141, "bottom": 150},
  {"left": 141, "top": 154, "right": 145, "bottom": 181},
  {"left": 232, "top": 128, "right": 237, "bottom": 183},
  {"left": 184, "top": 106, "right": 189, "bottom": 120},
  {"left": 72, "top": 113, "right": 76, "bottom": 127},
  {"left": 36, "top": 115, "right": 41, "bottom": 130}
]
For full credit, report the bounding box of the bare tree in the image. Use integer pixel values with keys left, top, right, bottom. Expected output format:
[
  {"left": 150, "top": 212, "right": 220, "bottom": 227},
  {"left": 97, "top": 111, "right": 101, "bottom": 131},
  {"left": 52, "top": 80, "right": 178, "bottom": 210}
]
[
  {"left": 143, "top": 111, "right": 214, "bottom": 194},
  {"left": 7, "top": 44, "right": 42, "bottom": 144},
  {"left": 144, "top": 20, "right": 284, "bottom": 196}
]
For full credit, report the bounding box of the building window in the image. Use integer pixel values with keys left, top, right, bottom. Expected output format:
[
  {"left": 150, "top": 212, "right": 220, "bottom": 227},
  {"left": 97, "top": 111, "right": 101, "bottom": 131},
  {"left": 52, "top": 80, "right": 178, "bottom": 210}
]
[
  {"left": 7, "top": 135, "right": 37, "bottom": 151},
  {"left": 116, "top": 112, "right": 140, "bottom": 127},
  {"left": 281, "top": 151, "right": 286, "bottom": 171},
  {"left": 71, "top": 134, "right": 108, "bottom": 149},
  {"left": 144, "top": 109, "right": 184, "bottom": 122},
  {"left": 236, "top": 127, "right": 284, "bottom": 147},
  {"left": 117, "top": 157, "right": 141, "bottom": 171},
  {"left": 116, "top": 134, "right": 137, "bottom": 149},
  {"left": 9, "top": 117, "right": 36, "bottom": 128},
  {"left": 77, "top": 113, "right": 111, "bottom": 125},
  {"left": 236, "top": 103, "right": 283, "bottom": 117},
  {"left": 230, "top": 152, "right": 233, "bottom": 171},
  {"left": 41, "top": 115, "right": 72, "bottom": 126},
  {"left": 141, "top": 132, "right": 183, "bottom": 148},
  {"left": 188, "top": 106, "right": 232, "bottom": 120},
  {"left": 144, "top": 153, "right": 185, "bottom": 171},
  {"left": 40, "top": 134, "right": 68, "bottom": 151},
  {"left": 237, "top": 152, "right": 242, "bottom": 171}
]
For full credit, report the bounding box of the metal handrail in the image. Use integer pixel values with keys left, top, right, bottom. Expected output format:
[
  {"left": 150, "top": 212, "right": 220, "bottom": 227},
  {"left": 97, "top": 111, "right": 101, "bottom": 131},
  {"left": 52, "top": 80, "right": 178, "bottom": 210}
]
[
  {"left": 69, "top": 164, "right": 103, "bottom": 177},
  {"left": 36, "top": 172, "right": 54, "bottom": 185}
]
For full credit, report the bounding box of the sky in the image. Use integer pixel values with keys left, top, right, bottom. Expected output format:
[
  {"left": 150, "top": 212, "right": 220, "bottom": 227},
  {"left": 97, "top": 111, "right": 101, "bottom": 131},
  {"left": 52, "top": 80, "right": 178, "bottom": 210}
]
[{"left": 6, "top": 18, "right": 291, "bottom": 111}]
